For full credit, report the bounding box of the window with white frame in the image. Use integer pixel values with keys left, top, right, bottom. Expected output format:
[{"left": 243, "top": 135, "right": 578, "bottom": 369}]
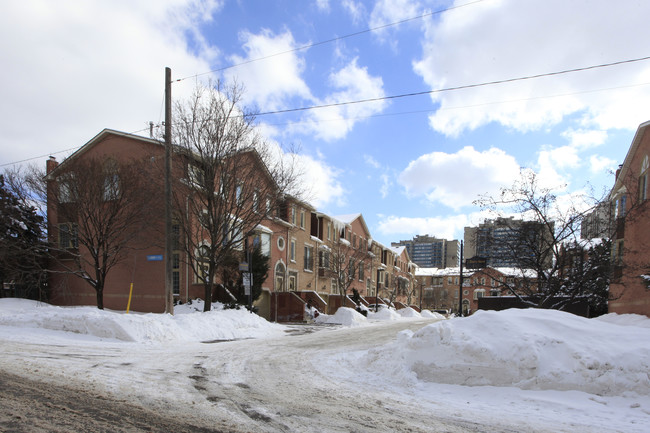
[
  {"left": 474, "top": 289, "right": 486, "bottom": 300},
  {"left": 304, "top": 245, "right": 314, "bottom": 271},
  {"left": 290, "top": 239, "right": 296, "bottom": 262},
  {"left": 252, "top": 191, "right": 259, "bottom": 213},
  {"left": 300, "top": 211, "right": 305, "bottom": 229}
]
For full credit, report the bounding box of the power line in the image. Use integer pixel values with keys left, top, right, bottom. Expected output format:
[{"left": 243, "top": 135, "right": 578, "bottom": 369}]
[
  {"left": 4, "top": 56, "right": 649, "bottom": 169},
  {"left": 254, "top": 55, "right": 650, "bottom": 117},
  {"left": 175, "top": 0, "right": 488, "bottom": 82}
]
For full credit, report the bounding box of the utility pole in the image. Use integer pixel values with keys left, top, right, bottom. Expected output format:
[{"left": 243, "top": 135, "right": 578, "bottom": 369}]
[
  {"left": 164, "top": 67, "right": 174, "bottom": 314},
  {"left": 458, "top": 240, "right": 464, "bottom": 316}
]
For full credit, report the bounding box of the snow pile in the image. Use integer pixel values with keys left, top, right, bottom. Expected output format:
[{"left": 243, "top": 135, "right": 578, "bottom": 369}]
[
  {"left": 594, "top": 312, "right": 650, "bottom": 328},
  {"left": 396, "top": 307, "right": 421, "bottom": 318},
  {"left": 0, "top": 298, "right": 286, "bottom": 343},
  {"left": 361, "top": 308, "right": 650, "bottom": 396},
  {"left": 420, "top": 310, "right": 446, "bottom": 320},
  {"left": 367, "top": 307, "right": 401, "bottom": 321},
  {"left": 315, "top": 307, "right": 368, "bottom": 327}
]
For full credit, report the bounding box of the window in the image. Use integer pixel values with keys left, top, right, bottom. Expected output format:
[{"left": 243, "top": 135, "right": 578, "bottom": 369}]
[
  {"left": 358, "top": 262, "right": 364, "bottom": 280},
  {"left": 490, "top": 289, "right": 500, "bottom": 297},
  {"left": 277, "top": 236, "right": 285, "bottom": 251},
  {"left": 254, "top": 232, "right": 271, "bottom": 256},
  {"left": 188, "top": 164, "right": 205, "bottom": 188},
  {"left": 348, "top": 259, "right": 355, "bottom": 277},
  {"left": 58, "top": 223, "right": 78, "bottom": 249},
  {"left": 291, "top": 206, "right": 296, "bottom": 225},
  {"left": 252, "top": 191, "right": 259, "bottom": 213},
  {"left": 290, "top": 239, "right": 296, "bottom": 262},
  {"left": 639, "top": 155, "right": 648, "bottom": 203},
  {"left": 474, "top": 289, "right": 486, "bottom": 300},
  {"left": 331, "top": 278, "right": 338, "bottom": 293},
  {"left": 265, "top": 197, "right": 271, "bottom": 214},
  {"left": 58, "top": 176, "right": 75, "bottom": 203},
  {"left": 103, "top": 173, "right": 119, "bottom": 201},
  {"left": 289, "top": 273, "right": 297, "bottom": 291},
  {"left": 481, "top": 277, "right": 486, "bottom": 285},
  {"left": 447, "top": 277, "right": 452, "bottom": 284},
  {"left": 235, "top": 183, "right": 243, "bottom": 205},
  {"left": 300, "top": 211, "right": 305, "bottom": 229},
  {"left": 172, "top": 253, "right": 180, "bottom": 295},
  {"left": 195, "top": 244, "right": 211, "bottom": 283},
  {"left": 327, "top": 223, "right": 331, "bottom": 240},
  {"left": 304, "top": 245, "right": 314, "bottom": 271},
  {"left": 319, "top": 250, "right": 330, "bottom": 268}
]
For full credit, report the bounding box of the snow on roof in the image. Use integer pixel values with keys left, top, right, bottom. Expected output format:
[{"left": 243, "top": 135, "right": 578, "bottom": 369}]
[{"left": 331, "top": 213, "right": 361, "bottom": 224}]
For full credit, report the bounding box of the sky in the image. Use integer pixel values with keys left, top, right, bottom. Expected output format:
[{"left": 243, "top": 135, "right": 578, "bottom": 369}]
[
  {"left": 2, "top": 0, "right": 649, "bottom": 246},
  {"left": 1, "top": 298, "right": 649, "bottom": 432}
]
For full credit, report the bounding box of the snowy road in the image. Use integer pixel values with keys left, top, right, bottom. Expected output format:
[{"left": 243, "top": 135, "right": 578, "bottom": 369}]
[
  {"left": 1, "top": 312, "right": 644, "bottom": 433},
  {"left": 0, "top": 318, "right": 524, "bottom": 433}
]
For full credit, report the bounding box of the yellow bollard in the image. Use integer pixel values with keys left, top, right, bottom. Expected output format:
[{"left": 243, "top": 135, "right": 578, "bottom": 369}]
[{"left": 126, "top": 283, "right": 134, "bottom": 313}]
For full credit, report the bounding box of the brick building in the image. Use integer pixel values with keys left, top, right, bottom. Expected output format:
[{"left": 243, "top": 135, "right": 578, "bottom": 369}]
[{"left": 608, "top": 120, "right": 650, "bottom": 316}]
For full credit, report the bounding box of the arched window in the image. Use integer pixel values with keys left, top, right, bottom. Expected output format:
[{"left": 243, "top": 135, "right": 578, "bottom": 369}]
[{"left": 275, "top": 261, "right": 286, "bottom": 292}]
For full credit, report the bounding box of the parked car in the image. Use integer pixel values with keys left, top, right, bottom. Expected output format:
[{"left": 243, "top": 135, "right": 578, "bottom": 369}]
[{"left": 366, "top": 304, "right": 388, "bottom": 312}]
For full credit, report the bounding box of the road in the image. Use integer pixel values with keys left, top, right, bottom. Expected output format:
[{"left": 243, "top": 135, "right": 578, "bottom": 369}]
[{"left": 0, "top": 319, "right": 524, "bottom": 433}]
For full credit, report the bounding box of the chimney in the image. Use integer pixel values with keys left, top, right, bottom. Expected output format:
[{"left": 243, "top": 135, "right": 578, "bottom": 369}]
[
  {"left": 46, "top": 156, "right": 58, "bottom": 174},
  {"left": 615, "top": 164, "right": 622, "bottom": 181}
]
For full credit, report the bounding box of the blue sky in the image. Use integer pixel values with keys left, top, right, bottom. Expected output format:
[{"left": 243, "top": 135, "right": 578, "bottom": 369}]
[{"left": 2, "top": 0, "right": 648, "bottom": 246}]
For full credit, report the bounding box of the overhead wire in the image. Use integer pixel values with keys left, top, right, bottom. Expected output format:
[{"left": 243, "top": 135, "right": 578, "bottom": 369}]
[{"left": 174, "top": 0, "right": 488, "bottom": 82}]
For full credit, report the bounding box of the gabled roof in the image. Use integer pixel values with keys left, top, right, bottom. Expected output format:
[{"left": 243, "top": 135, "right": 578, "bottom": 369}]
[
  {"left": 330, "top": 213, "right": 370, "bottom": 237},
  {"left": 611, "top": 120, "right": 650, "bottom": 198},
  {"left": 46, "top": 129, "right": 161, "bottom": 178}
]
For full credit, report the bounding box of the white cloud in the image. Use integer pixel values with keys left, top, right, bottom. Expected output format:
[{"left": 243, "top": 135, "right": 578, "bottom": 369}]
[
  {"left": 561, "top": 128, "right": 608, "bottom": 150},
  {"left": 0, "top": 0, "right": 223, "bottom": 166},
  {"left": 363, "top": 154, "right": 381, "bottom": 169},
  {"left": 342, "top": 0, "right": 365, "bottom": 25},
  {"left": 413, "top": 0, "right": 650, "bottom": 136},
  {"left": 225, "top": 29, "right": 313, "bottom": 111},
  {"left": 379, "top": 174, "right": 391, "bottom": 199},
  {"left": 315, "top": 0, "right": 330, "bottom": 13},
  {"left": 295, "top": 154, "right": 346, "bottom": 209},
  {"left": 291, "top": 58, "right": 387, "bottom": 141},
  {"left": 369, "top": 0, "right": 422, "bottom": 41},
  {"left": 589, "top": 155, "right": 618, "bottom": 175},
  {"left": 376, "top": 211, "right": 489, "bottom": 241},
  {"left": 398, "top": 146, "right": 520, "bottom": 210}
]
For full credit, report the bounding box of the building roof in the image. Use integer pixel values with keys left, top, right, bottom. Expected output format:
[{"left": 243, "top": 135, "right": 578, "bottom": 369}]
[{"left": 611, "top": 120, "right": 650, "bottom": 198}]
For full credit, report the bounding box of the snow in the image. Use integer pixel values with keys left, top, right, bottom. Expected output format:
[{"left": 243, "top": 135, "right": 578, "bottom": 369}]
[
  {"left": 357, "top": 309, "right": 650, "bottom": 396},
  {"left": 1, "top": 298, "right": 649, "bottom": 432},
  {"left": 0, "top": 298, "right": 286, "bottom": 343}
]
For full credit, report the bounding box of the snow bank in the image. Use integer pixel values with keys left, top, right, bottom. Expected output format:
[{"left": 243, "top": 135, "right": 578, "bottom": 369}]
[
  {"left": 361, "top": 308, "right": 650, "bottom": 396},
  {"left": 420, "top": 310, "right": 446, "bottom": 320},
  {"left": 396, "top": 307, "right": 421, "bottom": 318},
  {"left": 0, "top": 298, "right": 286, "bottom": 343},
  {"left": 314, "top": 307, "right": 368, "bottom": 327},
  {"left": 594, "top": 312, "right": 650, "bottom": 328},
  {"left": 367, "top": 307, "right": 401, "bottom": 321}
]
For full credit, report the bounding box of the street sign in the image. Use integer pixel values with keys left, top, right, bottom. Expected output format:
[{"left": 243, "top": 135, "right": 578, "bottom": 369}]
[
  {"left": 239, "top": 262, "right": 249, "bottom": 272},
  {"left": 243, "top": 274, "right": 252, "bottom": 296},
  {"left": 147, "top": 254, "right": 163, "bottom": 261}
]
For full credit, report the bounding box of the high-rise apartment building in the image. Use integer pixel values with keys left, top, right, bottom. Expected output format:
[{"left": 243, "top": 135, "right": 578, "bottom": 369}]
[
  {"left": 464, "top": 217, "right": 553, "bottom": 268},
  {"left": 391, "top": 235, "right": 459, "bottom": 269}
]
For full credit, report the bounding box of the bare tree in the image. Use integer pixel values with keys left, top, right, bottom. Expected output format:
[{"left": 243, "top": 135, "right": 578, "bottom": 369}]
[
  {"left": 47, "top": 158, "right": 162, "bottom": 309},
  {"left": 171, "top": 81, "right": 301, "bottom": 312},
  {"left": 326, "top": 236, "right": 370, "bottom": 305},
  {"left": 475, "top": 170, "right": 607, "bottom": 310}
]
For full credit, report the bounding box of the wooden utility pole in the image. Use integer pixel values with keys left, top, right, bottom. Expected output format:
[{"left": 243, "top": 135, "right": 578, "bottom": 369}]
[{"left": 164, "top": 67, "right": 174, "bottom": 314}]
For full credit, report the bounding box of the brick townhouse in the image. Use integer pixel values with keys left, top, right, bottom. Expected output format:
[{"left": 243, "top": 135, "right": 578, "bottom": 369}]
[
  {"left": 45, "top": 129, "right": 418, "bottom": 317},
  {"left": 608, "top": 120, "right": 650, "bottom": 316}
]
